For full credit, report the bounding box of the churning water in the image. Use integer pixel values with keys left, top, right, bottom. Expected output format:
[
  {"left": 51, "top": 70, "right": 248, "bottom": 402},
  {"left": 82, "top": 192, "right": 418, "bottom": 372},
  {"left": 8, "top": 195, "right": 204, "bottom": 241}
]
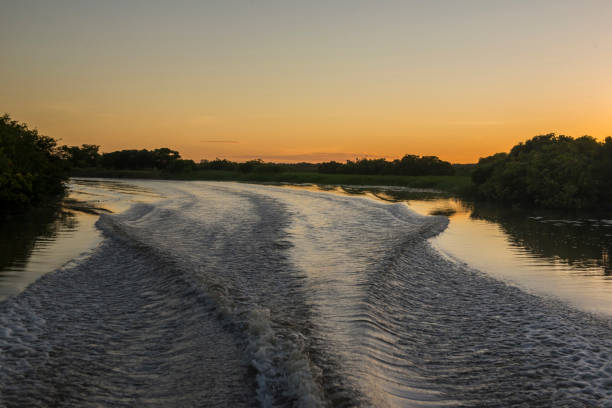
[{"left": 2, "top": 180, "right": 612, "bottom": 407}]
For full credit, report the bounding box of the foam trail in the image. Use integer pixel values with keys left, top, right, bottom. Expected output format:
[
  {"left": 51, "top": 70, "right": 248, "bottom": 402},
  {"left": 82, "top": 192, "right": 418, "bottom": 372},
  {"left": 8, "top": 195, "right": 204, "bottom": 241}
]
[{"left": 1, "top": 180, "right": 612, "bottom": 407}]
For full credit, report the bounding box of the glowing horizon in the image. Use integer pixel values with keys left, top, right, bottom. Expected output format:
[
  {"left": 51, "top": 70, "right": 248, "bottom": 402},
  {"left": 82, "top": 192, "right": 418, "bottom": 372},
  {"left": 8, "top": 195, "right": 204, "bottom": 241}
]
[{"left": 2, "top": 1, "right": 611, "bottom": 164}]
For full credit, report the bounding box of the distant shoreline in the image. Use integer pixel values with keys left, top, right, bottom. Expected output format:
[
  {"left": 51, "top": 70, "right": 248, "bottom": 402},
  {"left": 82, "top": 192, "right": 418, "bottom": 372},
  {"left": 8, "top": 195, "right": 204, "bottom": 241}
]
[{"left": 70, "top": 168, "right": 472, "bottom": 195}]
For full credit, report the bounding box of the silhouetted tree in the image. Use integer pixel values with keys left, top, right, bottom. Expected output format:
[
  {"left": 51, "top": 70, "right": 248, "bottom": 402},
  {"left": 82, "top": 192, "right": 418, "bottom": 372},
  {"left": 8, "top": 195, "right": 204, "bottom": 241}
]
[
  {"left": 62, "top": 144, "right": 101, "bottom": 168},
  {"left": 472, "top": 134, "right": 612, "bottom": 209},
  {"left": 0, "top": 114, "right": 68, "bottom": 210},
  {"left": 317, "top": 155, "right": 454, "bottom": 176},
  {"left": 97, "top": 148, "right": 181, "bottom": 170}
]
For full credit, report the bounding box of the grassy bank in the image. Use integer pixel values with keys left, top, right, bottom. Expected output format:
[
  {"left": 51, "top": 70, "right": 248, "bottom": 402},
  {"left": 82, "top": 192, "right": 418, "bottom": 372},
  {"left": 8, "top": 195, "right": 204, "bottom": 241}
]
[{"left": 70, "top": 168, "right": 472, "bottom": 194}]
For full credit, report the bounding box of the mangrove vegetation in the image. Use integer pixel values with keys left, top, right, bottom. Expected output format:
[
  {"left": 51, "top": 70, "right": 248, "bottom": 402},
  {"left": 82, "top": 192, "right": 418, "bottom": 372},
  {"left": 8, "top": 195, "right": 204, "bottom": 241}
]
[
  {"left": 472, "top": 134, "right": 612, "bottom": 210},
  {"left": 0, "top": 115, "right": 68, "bottom": 212}
]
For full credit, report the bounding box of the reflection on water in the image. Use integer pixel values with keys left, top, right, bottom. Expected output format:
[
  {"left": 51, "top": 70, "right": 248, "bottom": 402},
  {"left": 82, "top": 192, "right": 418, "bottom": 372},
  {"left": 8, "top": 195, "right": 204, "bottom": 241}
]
[
  {"left": 0, "top": 207, "right": 100, "bottom": 300},
  {"left": 9, "top": 181, "right": 612, "bottom": 406},
  {"left": 69, "top": 178, "right": 162, "bottom": 213},
  {"left": 293, "top": 184, "right": 612, "bottom": 316},
  {"left": 469, "top": 204, "right": 612, "bottom": 275},
  {"left": 3, "top": 179, "right": 612, "bottom": 315},
  {"left": 0, "top": 178, "right": 162, "bottom": 300}
]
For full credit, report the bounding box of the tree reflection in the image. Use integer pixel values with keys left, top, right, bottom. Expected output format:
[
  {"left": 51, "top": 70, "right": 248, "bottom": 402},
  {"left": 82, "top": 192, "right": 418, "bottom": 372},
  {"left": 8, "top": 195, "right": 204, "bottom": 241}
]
[
  {"left": 469, "top": 203, "right": 612, "bottom": 275},
  {"left": 0, "top": 206, "right": 78, "bottom": 278}
]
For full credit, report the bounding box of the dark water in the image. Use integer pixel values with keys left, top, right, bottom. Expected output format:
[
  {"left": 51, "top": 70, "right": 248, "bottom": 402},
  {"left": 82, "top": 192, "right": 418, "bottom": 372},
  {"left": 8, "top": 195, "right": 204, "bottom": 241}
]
[
  {"left": 0, "top": 206, "right": 100, "bottom": 300},
  {"left": 0, "top": 178, "right": 161, "bottom": 301},
  {"left": 1, "top": 180, "right": 612, "bottom": 407}
]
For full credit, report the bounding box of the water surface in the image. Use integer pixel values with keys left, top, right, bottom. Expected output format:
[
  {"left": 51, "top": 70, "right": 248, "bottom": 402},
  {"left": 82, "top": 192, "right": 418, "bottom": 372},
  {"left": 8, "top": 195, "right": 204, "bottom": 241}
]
[
  {"left": 287, "top": 184, "right": 612, "bottom": 316},
  {"left": 0, "top": 178, "right": 162, "bottom": 301},
  {"left": 1, "top": 179, "right": 612, "bottom": 407}
]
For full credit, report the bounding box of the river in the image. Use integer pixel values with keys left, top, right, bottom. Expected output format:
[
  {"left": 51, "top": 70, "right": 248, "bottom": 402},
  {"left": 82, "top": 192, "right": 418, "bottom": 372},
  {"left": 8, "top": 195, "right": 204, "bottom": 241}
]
[{"left": 1, "top": 179, "right": 611, "bottom": 407}]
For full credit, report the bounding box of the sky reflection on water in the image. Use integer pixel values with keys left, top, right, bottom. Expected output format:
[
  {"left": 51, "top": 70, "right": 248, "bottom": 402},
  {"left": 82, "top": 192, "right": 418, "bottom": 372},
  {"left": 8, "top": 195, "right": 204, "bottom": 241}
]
[{"left": 2, "top": 180, "right": 612, "bottom": 316}]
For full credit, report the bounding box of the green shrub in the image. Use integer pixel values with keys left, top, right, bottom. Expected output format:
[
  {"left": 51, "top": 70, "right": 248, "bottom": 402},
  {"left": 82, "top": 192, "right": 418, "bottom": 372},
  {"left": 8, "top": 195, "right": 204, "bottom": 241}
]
[
  {"left": 472, "top": 134, "right": 612, "bottom": 209},
  {"left": 0, "top": 114, "right": 68, "bottom": 211}
]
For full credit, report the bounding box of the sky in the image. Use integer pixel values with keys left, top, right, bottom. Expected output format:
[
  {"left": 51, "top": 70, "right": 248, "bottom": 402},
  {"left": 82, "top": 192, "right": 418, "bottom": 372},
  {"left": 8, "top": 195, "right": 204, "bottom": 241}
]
[{"left": 1, "top": 0, "right": 611, "bottom": 163}]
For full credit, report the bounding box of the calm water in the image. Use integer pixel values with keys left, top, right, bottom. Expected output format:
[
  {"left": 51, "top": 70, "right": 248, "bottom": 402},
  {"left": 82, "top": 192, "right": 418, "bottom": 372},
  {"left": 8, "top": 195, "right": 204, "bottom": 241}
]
[
  {"left": 1, "top": 179, "right": 612, "bottom": 407},
  {"left": 0, "top": 204, "right": 100, "bottom": 300}
]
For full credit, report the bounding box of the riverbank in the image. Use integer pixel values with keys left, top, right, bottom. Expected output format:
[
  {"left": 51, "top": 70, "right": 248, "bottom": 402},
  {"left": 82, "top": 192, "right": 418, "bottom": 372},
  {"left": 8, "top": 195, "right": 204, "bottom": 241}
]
[{"left": 70, "top": 168, "right": 472, "bottom": 194}]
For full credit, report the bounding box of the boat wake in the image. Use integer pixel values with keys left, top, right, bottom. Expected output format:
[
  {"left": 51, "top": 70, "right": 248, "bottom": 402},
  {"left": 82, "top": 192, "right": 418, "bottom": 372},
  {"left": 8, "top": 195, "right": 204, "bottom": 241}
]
[{"left": 2, "top": 182, "right": 612, "bottom": 407}]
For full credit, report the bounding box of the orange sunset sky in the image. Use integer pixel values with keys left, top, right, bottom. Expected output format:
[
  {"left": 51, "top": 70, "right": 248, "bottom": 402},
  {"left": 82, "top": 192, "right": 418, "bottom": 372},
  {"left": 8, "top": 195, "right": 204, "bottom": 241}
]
[{"left": 1, "top": 1, "right": 611, "bottom": 163}]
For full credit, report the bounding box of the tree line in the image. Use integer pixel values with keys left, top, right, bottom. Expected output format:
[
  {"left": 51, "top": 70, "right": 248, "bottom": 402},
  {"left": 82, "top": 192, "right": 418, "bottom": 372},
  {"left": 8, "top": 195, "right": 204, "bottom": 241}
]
[
  {"left": 62, "top": 145, "right": 319, "bottom": 173},
  {"left": 62, "top": 145, "right": 456, "bottom": 176},
  {"left": 471, "top": 134, "right": 612, "bottom": 209},
  {"left": 61, "top": 145, "right": 186, "bottom": 171},
  {"left": 318, "top": 155, "right": 455, "bottom": 176},
  {"left": 5, "top": 113, "right": 611, "bottom": 211}
]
